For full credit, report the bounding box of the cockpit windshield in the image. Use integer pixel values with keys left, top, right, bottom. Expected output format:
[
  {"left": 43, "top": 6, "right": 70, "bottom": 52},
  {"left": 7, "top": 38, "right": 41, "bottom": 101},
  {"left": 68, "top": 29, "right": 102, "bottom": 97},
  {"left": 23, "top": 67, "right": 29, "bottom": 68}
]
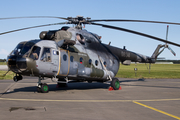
[
  {"left": 11, "top": 44, "right": 23, "bottom": 56},
  {"left": 29, "top": 46, "right": 41, "bottom": 60},
  {"left": 11, "top": 41, "right": 35, "bottom": 56}
]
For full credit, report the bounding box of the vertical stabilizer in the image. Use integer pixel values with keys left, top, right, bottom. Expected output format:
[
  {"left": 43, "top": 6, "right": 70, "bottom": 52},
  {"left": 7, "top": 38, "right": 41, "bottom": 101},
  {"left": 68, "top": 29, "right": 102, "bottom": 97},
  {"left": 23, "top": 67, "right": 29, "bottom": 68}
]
[{"left": 151, "top": 44, "right": 164, "bottom": 59}]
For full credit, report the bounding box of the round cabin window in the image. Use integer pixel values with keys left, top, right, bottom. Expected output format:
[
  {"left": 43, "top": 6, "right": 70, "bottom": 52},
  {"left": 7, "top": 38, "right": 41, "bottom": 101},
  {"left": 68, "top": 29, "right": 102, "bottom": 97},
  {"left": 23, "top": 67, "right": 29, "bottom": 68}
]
[{"left": 63, "top": 54, "right": 67, "bottom": 61}]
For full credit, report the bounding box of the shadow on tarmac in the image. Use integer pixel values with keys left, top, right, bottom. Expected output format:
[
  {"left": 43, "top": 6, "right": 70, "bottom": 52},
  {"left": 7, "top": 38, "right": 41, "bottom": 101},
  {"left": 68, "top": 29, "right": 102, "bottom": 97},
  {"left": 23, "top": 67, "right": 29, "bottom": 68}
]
[
  {"left": 1, "top": 78, "right": 179, "bottom": 95},
  {"left": 119, "top": 78, "right": 145, "bottom": 83},
  {"left": 1, "top": 82, "right": 110, "bottom": 94}
]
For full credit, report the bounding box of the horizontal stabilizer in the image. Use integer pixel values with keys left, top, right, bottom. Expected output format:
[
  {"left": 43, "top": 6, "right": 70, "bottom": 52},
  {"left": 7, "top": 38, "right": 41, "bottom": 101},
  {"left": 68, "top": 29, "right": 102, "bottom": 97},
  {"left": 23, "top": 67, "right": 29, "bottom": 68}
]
[{"left": 122, "top": 60, "right": 131, "bottom": 65}]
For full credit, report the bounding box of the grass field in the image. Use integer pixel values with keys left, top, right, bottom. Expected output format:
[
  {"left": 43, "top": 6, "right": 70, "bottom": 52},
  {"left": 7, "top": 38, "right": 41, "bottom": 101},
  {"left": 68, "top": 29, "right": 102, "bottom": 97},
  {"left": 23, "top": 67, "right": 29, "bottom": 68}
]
[
  {"left": 0, "top": 63, "right": 180, "bottom": 80},
  {"left": 0, "top": 62, "right": 15, "bottom": 80},
  {"left": 0, "top": 71, "right": 15, "bottom": 80},
  {"left": 0, "top": 62, "right": 6, "bottom": 65},
  {"left": 116, "top": 64, "right": 180, "bottom": 79}
]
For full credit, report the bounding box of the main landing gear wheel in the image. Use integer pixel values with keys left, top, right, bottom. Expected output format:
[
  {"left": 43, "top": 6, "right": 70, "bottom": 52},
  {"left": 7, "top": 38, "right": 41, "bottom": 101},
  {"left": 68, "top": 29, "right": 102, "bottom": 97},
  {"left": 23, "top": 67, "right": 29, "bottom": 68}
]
[
  {"left": 111, "top": 78, "right": 120, "bottom": 90},
  {"left": 37, "top": 83, "right": 49, "bottom": 93}
]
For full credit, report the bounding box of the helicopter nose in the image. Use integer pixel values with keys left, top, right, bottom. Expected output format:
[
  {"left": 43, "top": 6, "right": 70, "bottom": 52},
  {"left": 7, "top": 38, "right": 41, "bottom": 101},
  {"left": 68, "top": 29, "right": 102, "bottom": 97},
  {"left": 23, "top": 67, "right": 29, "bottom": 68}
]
[
  {"left": 7, "top": 56, "right": 17, "bottom": 71},
  {"left": 7, "top": 56, "right": 27, "bottom": 73},
  {"left": 16, "top": 57, "right": 27, "bottom": 71}
]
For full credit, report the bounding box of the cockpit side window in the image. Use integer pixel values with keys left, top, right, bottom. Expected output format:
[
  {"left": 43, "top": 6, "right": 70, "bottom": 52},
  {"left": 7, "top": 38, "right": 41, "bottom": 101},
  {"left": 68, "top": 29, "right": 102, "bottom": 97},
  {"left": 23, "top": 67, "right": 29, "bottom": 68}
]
[
  {"left": 76, "top": 33, "right": 85, "bottom": 45},
  {"left": 41, "top": 48, "right": 51, "bottom": 62},
  {"left": 29, "top": 46, "right": 41, "bottom": 60}
]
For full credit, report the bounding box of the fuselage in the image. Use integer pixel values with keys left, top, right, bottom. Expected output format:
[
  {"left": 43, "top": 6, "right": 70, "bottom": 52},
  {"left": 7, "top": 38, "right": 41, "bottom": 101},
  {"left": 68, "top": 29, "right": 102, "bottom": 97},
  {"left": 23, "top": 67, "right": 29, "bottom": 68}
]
[{"left": 7, "top": 27, "right": 154, "bottom": 81}]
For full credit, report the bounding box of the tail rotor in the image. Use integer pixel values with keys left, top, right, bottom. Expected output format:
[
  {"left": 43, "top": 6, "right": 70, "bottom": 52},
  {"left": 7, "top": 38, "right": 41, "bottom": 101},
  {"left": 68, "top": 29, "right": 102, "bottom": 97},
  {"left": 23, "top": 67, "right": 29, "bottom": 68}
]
[
  {"left": 166, "top": 44, "right": 176, "bottom": 56},
  {"left": 165, "top": 25, "right": 176, "bottom": 56},
  {"left": 151, "top": 25, "right": 176, "bottom": 60}
]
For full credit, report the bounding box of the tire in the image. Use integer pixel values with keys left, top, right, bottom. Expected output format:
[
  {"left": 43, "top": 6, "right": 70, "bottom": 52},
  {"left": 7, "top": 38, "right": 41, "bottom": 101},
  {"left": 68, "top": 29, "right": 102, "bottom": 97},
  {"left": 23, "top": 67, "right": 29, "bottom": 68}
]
[
  {"left": 111, "top": 78, "right": 120, "bottom": 90},
  {"left": 17, "top": 75, "right": 23, "bottom": 80},
  {"left": 37, "top": 86, "right": 41, "bottom": 93},
  {"left": 13, "top": 75, "right": 23, "bottom": 82},
  {"left": 13, "top": 76, "right": 18, "bottom": 82},
  {"left": 41, "top": 83, "right": 49, "bottom": 93}
]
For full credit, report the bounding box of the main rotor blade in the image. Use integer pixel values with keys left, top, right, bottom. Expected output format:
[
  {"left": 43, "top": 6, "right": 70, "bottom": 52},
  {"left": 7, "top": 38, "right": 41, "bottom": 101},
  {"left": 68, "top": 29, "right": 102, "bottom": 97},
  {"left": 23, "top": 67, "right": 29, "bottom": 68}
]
[
  {"left": 0, "top": 22, "right": 67, "bottom": 35},
  {"left": 90, "top": 19, "right": 180, "bottom": 25},
  {"left": 91, "top": 22, "right": 180, "bottom": 47},
  {"left": 0, "top": 16, "right": 67, "bottom": 20}
]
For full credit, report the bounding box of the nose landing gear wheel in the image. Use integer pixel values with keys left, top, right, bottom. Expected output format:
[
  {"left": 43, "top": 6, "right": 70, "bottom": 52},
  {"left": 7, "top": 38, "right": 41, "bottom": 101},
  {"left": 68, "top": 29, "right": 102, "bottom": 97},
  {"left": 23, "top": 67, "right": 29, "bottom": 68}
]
[
  {"left": 111, "top": 78, "right": 120, "bottom": 90},
  {"left": 13, "top": 76, "right": 18, "bottom": 82},
  {"left": 13, "top": 75, "right": 23, "bottom": 82}
]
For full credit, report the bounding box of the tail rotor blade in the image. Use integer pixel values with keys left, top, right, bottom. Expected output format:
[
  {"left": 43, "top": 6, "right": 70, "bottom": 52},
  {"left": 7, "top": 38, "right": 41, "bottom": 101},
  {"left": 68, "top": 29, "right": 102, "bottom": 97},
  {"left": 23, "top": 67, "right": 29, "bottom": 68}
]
[{"left": 167, "top": 46, "right": 176, "bottom": 56}]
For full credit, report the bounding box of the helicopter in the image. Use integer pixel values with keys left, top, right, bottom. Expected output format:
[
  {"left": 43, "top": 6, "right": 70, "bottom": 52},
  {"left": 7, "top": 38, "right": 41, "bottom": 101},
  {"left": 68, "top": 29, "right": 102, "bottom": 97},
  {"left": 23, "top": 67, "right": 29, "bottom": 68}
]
[{"left": 1, "top": 16, "right": 180, "bottom": 93}]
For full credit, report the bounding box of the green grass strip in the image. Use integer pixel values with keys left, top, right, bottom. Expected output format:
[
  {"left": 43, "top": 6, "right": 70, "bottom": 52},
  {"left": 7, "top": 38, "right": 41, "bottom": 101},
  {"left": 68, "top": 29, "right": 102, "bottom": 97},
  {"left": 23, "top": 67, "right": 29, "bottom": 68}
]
[
  {"left": 0, "top": 71, "right": 15, "bottom": 80},
  {"left": 116, "top": 64, "right": 180, "bottom": 79}
]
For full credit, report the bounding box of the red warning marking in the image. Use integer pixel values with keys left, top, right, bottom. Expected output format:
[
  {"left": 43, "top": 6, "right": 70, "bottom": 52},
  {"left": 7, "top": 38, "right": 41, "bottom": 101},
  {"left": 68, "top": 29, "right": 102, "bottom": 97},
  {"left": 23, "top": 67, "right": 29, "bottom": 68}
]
[
  {"left": 108, "top": 86, "right": 122, "bottom": 91},
  {"left": 56, "top": 84, "right": 59, "bottom": 88}
]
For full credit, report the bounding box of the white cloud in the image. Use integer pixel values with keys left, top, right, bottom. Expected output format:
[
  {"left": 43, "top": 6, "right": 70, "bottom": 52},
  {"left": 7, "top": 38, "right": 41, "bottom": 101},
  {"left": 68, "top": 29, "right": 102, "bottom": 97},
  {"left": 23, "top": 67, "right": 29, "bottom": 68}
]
[{"left": 0, "top": 49, "right": 9, "bottom": 55}]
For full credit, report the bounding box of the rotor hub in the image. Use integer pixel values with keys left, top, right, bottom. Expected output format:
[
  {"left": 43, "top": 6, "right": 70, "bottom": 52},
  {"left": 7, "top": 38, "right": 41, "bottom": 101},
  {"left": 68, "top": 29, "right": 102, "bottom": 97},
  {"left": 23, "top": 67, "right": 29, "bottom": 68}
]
[{"left": 67, "top": 16, "right": 91, "bottom": 29}]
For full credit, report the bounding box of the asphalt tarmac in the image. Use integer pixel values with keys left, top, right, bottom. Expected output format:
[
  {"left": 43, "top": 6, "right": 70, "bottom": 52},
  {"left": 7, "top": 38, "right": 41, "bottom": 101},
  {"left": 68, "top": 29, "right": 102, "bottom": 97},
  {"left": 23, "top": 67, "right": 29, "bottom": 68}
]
[{"left": 0, "top": 77, "right": 180, "bottom": 120}]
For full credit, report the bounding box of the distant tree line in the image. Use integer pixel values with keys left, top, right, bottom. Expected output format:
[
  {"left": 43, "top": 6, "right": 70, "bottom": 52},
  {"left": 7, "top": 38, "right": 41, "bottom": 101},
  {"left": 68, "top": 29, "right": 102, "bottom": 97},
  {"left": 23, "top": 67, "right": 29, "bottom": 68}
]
[
  {"left": 0, "top": 59, "right": 6, "bottom": 62},
  {"left": 156, "top": 60, "right": 180, "bottom": 64}
]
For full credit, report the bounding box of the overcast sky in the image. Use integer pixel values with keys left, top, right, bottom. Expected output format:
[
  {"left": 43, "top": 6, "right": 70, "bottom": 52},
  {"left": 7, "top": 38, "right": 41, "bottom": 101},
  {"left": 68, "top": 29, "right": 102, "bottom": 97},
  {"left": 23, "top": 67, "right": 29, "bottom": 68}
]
[{"left": 0, "top": 0, "right": 180, "bottom": 60}]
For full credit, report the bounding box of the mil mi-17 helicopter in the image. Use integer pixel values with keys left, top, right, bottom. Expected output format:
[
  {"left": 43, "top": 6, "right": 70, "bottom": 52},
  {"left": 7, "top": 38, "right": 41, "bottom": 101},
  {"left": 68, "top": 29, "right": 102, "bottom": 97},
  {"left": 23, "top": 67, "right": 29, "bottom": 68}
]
[{"left": 1, "top": 16, "right": 180, "bottom": 93}]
